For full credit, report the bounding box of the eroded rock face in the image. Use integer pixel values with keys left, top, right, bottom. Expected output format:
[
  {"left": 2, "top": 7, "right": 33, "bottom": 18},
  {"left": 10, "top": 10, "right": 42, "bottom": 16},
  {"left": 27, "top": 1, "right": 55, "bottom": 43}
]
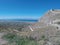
[
  {"left": 31, "top": 9, "right": 60, "bottom": 30},
  {"left": 39, "top": 9, "right": 60, "bottom": 24}
]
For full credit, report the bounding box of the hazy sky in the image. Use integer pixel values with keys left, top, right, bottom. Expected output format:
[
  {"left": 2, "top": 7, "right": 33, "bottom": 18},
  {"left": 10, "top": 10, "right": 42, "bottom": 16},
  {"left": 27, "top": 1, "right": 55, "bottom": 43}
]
[{"left": 0, "top": 0, "right": 60, "bottom": 19}]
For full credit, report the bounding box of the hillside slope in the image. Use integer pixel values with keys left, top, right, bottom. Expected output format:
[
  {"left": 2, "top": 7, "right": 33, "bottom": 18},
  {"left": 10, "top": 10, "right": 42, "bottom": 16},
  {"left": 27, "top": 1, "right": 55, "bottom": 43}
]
[{"left": 25, "top": 9, "right": 60, "bottom": 45}]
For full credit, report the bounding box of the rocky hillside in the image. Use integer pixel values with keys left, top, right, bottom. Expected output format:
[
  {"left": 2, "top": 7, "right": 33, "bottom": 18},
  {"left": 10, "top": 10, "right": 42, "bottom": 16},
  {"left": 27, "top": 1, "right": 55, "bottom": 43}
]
[{"left": 26, "top": 9, "right": 60, "bottom": 45}]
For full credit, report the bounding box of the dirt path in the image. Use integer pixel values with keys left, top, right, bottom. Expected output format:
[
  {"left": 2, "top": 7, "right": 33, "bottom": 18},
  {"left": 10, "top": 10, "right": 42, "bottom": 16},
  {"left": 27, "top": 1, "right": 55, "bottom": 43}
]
[{"left": 0, "top": 33, "right": 8, "bottom": 45}]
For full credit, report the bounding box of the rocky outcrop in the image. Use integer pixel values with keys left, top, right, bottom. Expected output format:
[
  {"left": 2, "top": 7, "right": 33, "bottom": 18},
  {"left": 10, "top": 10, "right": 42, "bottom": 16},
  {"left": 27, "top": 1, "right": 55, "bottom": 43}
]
[{"left": 39, "top": 9, "right": 60, "bottom": 23}]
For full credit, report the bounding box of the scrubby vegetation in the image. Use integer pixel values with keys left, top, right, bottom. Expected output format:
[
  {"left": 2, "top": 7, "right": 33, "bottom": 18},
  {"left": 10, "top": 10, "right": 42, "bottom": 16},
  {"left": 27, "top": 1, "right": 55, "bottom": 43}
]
[
  {"left": 2, "top": 33, "right": 38, "bottom": 45},
  {"left": 0, "top": 22, "right": 46, "bottom": 45},
  {"left": 0, "top": 22, "right": 30, "bottom": 32}
]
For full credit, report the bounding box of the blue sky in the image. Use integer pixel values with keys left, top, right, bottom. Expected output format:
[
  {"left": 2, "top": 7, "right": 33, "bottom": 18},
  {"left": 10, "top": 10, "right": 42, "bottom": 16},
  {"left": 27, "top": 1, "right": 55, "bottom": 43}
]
[{"left": 0, "top": 0, "right": 60, "bottom": 19}]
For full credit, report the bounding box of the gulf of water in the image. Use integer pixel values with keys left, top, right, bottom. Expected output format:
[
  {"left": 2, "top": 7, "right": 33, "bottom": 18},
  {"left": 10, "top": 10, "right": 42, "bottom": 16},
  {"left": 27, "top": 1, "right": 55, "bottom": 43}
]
[{"left": 0, "top": 19, "right": 38, "bottom": 22}]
